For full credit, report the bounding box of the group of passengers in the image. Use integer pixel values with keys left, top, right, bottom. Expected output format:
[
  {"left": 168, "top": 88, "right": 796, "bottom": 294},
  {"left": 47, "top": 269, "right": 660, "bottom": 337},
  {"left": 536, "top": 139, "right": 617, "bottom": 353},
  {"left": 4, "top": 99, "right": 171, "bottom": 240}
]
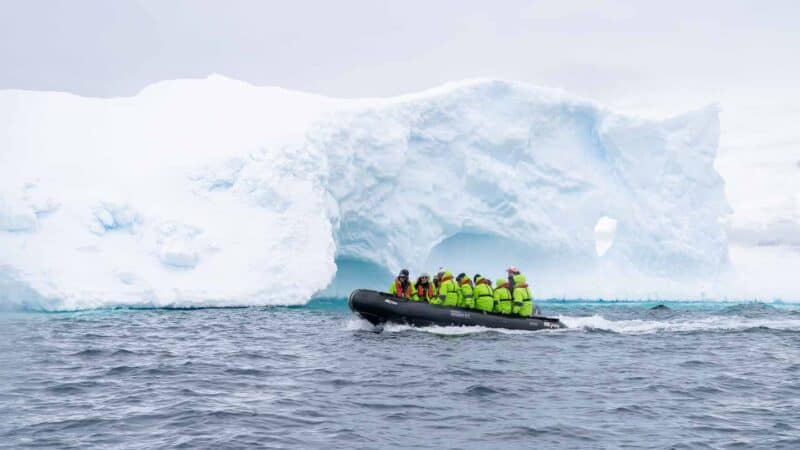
[{"left": 388, "top": 267, "right": 534, "bottom": 317}]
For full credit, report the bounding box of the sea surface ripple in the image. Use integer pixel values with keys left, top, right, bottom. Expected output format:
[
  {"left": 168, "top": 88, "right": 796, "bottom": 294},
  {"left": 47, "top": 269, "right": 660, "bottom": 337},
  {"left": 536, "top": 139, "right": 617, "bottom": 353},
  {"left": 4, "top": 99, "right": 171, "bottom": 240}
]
[{"left": 2, "top": 300, "right": 800, "bottom": 449}]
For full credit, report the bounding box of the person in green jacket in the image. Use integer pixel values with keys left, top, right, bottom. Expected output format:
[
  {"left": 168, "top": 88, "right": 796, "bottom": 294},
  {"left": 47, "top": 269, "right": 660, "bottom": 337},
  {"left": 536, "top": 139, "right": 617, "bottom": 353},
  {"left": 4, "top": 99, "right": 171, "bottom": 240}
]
[
  {"left": 473, "top": 275, "right": 494, "bottom": 313},
  {"left": 412, "top": 273, "right": 434, "bottom": 302},
  {"left": 493, "top": 278, "right": 513, "bottom": 314},
  {"left": 511, "top": 273, "right": 533, "bottom": 317},
  {"left": 430, "top": 273, "right": 442, "bottom": 305},
  {"left": 456, "top": 273, "right": 475, "bottom": 309},
  {"left": 388, "top": 269, "right": 412, "bottom": 299},
  {"left": 506, "top": 266, "right": 520, "bottom": 291},
  {"left": 436, "top": 270, "right": 460, "bottom": 307}
]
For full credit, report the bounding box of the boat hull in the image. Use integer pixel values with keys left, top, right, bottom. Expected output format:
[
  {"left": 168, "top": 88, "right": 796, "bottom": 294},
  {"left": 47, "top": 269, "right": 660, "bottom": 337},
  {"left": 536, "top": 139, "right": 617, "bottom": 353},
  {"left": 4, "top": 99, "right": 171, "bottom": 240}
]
[{"left": 348, "top": 289, "right": 565, "bottom": 331}]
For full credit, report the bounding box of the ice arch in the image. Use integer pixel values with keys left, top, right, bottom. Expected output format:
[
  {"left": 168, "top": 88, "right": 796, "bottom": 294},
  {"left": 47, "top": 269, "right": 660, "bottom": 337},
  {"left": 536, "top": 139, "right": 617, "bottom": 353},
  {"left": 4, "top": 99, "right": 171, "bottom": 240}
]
[
  {"left": 313, "top": 79, "right": 728, "bottom": 296},
  {"left": 0, "top": 76, "right": 730, "bottom": 308}
]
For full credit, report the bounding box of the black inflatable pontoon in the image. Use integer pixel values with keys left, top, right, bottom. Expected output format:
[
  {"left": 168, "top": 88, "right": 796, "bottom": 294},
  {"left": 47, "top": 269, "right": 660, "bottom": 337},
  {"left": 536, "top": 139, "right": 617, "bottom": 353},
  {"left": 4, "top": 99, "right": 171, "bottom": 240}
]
[{"left": 348, "top": 289, "right": 565, "bottom": 331}]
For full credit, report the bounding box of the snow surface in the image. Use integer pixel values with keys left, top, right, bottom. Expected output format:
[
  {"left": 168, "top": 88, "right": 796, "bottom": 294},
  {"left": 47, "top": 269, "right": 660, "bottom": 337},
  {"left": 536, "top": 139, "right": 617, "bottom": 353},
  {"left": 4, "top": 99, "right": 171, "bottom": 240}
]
[{"left": 0, "top": 75, "right": 762, "bottom": 310}]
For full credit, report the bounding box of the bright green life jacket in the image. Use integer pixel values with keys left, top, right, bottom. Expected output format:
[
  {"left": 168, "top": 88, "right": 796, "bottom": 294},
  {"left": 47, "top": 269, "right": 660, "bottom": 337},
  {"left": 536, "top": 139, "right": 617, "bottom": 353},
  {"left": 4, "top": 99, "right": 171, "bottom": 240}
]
[
  {"left": 458, "top": 279, "right": 474, "bottom": 309},
  {"left": 473, "top": 277, "right": 494, "bottom": 312},
  {"left": 493, "top": 278, "right": 512, "bottom": 314},
  {"left": 436, "top": 272, "right": 460, "bottom": 307},
  {"left": 430, "top": 282, "right": 442, "bottom": 305},
  {"left": 511, "top": 273, "right": 533, "bottom": 317}
]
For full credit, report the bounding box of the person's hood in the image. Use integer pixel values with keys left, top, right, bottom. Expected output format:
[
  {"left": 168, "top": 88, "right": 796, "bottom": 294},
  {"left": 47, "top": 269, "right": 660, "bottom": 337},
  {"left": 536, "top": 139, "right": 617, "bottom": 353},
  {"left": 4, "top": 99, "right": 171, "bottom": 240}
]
[
  {"left": 495, "top": 278, "right": 508, "bottom": 288},
  {"left": 512, "top": 274, "right": 526, "bottom": 285},
  {"left": 475, "top": 277, "right": 491, "bottom": 286},
  {"left": 441, "top": 271, "right": 453, "bottom": 279}
]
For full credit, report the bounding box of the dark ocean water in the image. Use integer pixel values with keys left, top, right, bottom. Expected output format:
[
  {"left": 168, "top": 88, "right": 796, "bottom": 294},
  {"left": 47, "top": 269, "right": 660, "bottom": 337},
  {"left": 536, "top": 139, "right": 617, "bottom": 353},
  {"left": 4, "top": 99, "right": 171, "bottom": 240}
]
[{"left": 2, "top": 299, "right": 800, "bottom": 449}]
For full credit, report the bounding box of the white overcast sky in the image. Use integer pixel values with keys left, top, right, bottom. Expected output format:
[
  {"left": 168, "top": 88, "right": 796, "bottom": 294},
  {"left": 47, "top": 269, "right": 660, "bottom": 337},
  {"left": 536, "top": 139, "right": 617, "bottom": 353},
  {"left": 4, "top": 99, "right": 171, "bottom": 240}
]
[
  {"left": 2, "top": 0, "right": 799, "bottom": 236},
  {"left": 0, "top": 0, "right": 797, "bottom": 99}
]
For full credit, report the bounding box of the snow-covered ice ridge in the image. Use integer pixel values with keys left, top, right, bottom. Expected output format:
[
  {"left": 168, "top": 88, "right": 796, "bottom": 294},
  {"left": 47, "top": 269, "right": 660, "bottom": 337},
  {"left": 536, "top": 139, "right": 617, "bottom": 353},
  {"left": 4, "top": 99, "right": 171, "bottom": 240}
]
[{"left": 0, "top": 76, "right": 731, "bottom": 310}]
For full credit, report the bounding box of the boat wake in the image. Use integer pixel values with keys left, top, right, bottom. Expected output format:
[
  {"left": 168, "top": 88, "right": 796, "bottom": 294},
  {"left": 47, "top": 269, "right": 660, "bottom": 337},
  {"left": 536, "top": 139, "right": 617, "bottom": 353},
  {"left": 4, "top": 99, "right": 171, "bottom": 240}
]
[
  {"left": 382, "top": 323, "right": 541, "bottom": 335},
  {"left": 345, "top": 318, "right": 555, "bottom": 335},
  {"left": 346, "top": 313, "right": 800, "bottom": 335},
  {"left": 560, "top": 314, "right": 800, "bottom": 334}
]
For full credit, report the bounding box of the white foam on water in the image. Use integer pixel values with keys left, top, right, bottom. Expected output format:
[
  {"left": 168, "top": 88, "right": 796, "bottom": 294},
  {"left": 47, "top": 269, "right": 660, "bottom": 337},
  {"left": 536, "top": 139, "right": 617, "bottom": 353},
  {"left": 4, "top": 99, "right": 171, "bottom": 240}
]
[
  {"left": 344, "top": 317, "right": 542, "bottom": 335},
  {"left": 560, "top": 314, "right": 800, "bottom": 334},
  {"left": 345, "top": 313, "right": 800, "bottom": 336},
  {"left": 344, "top": 318, "right": 378, "bottom": 332},
  {"left": 381, "top": 323, "right": 542, "bottom": 336}
]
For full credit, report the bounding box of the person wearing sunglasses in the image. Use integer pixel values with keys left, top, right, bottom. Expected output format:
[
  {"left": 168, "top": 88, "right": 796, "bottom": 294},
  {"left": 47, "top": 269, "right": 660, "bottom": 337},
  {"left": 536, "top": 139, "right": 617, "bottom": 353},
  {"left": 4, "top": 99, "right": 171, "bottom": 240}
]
[
  {"left": 412, "top": 273, "right": 434, "bottom": 302},
  {"left": 388, "top": 269, "right": 413, "bottom": 299}
]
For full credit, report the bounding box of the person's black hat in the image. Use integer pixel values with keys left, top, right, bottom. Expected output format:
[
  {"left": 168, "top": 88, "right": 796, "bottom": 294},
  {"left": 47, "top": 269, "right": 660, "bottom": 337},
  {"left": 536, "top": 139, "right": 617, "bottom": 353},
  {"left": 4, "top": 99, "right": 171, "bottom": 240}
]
[
  {"left": 399, "top": 269, "right": 409, "bottom": 278},
  {"left": 473, "top": 274, "right": 481, "bottom": 283}
]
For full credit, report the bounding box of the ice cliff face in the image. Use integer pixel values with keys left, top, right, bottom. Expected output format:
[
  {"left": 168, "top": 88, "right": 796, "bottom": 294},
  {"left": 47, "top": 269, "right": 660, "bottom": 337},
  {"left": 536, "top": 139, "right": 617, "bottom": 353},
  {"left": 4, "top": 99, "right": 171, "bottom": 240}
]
[
  {"left": 0, "top": 76, "right": 729, "bottom": 310},
  {"left": 312, "top": 81, "right": 728, "bottom": 294}
]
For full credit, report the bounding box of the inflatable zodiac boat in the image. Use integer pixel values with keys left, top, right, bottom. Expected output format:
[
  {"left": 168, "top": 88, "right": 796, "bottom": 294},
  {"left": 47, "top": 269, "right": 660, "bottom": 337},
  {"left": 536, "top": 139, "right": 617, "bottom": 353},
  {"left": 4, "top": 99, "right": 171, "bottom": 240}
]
[{"left": 348, "top": 289, "right": 565, "bottom": 331}]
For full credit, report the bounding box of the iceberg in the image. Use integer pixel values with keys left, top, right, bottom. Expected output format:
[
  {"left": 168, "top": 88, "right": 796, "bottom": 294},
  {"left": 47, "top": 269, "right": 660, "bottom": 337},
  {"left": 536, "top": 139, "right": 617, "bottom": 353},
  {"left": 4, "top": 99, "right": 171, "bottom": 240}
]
[{"left": 0, "top": 76, "right": 730, "bottom": 310}]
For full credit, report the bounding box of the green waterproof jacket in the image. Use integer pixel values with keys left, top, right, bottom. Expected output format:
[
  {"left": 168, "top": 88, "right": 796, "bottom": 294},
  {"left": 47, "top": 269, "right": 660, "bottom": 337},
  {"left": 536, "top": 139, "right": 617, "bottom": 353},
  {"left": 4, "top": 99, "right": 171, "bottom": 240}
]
[
  {"left": 436, "top": 272, "right": 460, "bottom": 307},
  {"left": 473, "top": 277, "right": 494, "bottom": 312},
  {"left": 511, "top": 274, "right": 533, "bottom": 317},
  {"left": 458, "top": 279, "right": 475, "bottom": 309},
  {"left": 388, "top": 278, "right": 412, "bottom": 298},
  {"left": 412, "top": 280, "right": 435, "bottom": 302},
  {"left": 430, "top": 282, "right": 441, "bottom": 304},
  {"left": 493, "top": 279, "right": 513, "bottom": 314}
]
